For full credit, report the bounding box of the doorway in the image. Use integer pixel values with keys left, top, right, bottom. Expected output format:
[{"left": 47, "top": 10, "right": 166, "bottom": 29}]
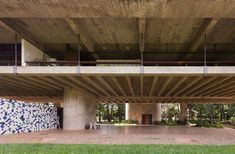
[{"left": 142, "top": 114, "right": 152, "bottom": 124}]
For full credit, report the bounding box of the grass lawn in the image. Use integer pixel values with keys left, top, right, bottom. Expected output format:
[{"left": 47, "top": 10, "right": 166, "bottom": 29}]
[{"left": 0, "top": 144, "right": 235, "bottom": 154}]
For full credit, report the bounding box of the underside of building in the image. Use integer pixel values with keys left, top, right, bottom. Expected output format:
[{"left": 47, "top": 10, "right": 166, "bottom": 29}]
[{"left": 0, "top": 0, "right": 235, "bottom": 131}]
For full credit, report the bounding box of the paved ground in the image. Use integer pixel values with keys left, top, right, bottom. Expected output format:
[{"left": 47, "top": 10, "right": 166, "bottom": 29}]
[{"left": 1, "top": 125, "right": 235, "bottom": 145}]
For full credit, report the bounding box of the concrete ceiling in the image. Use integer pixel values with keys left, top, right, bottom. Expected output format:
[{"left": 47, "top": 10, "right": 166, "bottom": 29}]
[
  {"left": 0, "top": 74, "right": 235, "bottom": 104},
  {"left": 0, "top": 1, "right": 234, "bottom": 60},
  {"left": 0, "top": 18, "right": 234, "bottom": 55},
  {"left": 0, "top": 0, "right": 235, "bottom": 18}
]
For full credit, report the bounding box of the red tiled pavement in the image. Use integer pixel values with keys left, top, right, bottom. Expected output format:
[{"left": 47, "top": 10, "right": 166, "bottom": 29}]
[{"left": 1, "top": 125, "right": 235, "bottom": 145}]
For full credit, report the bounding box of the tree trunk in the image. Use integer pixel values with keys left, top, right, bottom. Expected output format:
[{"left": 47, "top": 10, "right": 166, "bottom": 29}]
[
  {"left": 118, "top": 104, "right": 123, "bottom": 122},
  {"left": 220, "top": 104, "right": 224, "bottom": 121}
]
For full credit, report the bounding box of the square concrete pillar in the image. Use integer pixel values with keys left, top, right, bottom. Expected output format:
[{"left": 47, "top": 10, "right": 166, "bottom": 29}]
[
  {"left": 63, "top": 87, "right": 97, "bottom": 130},
  {"left": 179, "top": 103, "right": 188, "bottom": 124},
  {"left": 155, "top": 103, "right": 162, "bottom": 122},
  {"left": 125, "top": 103, "right": 129, "bottom": 120}
]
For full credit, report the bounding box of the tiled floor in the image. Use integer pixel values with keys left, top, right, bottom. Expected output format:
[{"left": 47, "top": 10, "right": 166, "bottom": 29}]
[{"left": 1, "top": 125, "right": 235, "bottom": 145}]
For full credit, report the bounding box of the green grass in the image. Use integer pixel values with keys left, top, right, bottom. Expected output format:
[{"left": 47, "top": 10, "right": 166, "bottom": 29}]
[{"left": 0, "top": 144, "right": 235, "bottom": 154}]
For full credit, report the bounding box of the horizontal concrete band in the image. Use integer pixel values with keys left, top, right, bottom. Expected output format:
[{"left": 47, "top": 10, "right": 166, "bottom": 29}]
[{"left": 1, "top": 66, "right": 235, "bottom": 75}]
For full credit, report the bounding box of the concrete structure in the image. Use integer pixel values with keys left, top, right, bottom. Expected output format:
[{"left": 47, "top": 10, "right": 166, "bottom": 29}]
[
  {"left": 125, "top": 103, "right": 129, "bottom": 120},
  {"left": 63, "top": 87, "right": 96, "bottom": 130},
  {"left": 21, "top": 39, "right": 48, "bottom": 66},
  {"left": 0, "top": 1, "right": 235, "bottom": 129},
  {"left": 179, "top": 103, "right": 188, "bottom": 123},
  {"left": 128, "top": 103, "right": 161, "bottom": 124}
]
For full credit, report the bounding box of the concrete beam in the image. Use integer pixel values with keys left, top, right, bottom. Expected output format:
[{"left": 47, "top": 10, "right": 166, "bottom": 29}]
[
  {"left": 186, "top": 18, "right": 219, "bottom": 59},
  {"left": 157, "top": 76, "right": 173, "bottom": 97},
  {"left": 0, "top": 19, "right": 43, "bottom": 50},
  {"left": 111, "top": 77, "right": 127, "bottom": 96},
  {"left": 126, "top": 76, "right": 135, "bottom": 96},
  {"left": 65, "top": 18, "right": 95, "bottom": 52},
  {"left": 139, "top": 18, "right": 146, "bottom": 52},
  {"left": 165, "top": 77, "right": 187, "bottom": 97},
  {"left": 182, "top": 76, "right": 218, "bottom": 96},
  {"left": 97, "top": 76, "right": 119, "bottom": 96},
  {"left": 67, "top": 76, "right": 102, "bottom": 96},
  {"left": 193, "top": 76, "right": 233, "bottom": 96},
  {"left": 191, "top": 19, "right": 219, "bottom": 51},
  {"left": 173, "top": 76, "right": 202, "bottom": 96},
  {"left": 202, "top": 80, "right": 235, "bottom": 96},
  {"left": 1, "top": 96, "right": 62, "bottom": 103},
  {"left": 98, "top": 96, "right": 235, "bottom": 104},
  {"left": 81, "top": 76, "right": 110, "bottom": 96},
  {"left": 140, "top": 76, "right": 143, "bottom": 97},
  {"left": 1, "top": 66, "right": 235, "bottom": 75},
  {"left": 149, "top": 77, "right": 158, "bottom": 96}
]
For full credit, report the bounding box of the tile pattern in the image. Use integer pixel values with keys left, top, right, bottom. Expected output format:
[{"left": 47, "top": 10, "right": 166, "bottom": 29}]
[{"left": 0, "top": 98, "right": 58, "bottom": 135}]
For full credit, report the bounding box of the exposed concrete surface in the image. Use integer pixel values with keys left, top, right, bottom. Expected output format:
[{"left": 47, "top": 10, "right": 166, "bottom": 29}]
[
  {"left": 125, "top": 103, "right": 129, "bottom": 120},
  {"left": 179, "top": 103, "right": 188, "bottom": 122},
  {"left": 1, "top": 66, "right": 235, "bottom": 75},
  {"left": 1, "top": 125, "right": 235, "bottom": 145},
  {"left": 21, "top": 39, "right": 45, "bottom": 66},
  {"left": 128, "top": 104, "right": 161, "bottom": 123},
  {"left": 63, "top": 87, "right": 97, "bottom": 130},
  {"left": 155, "top": 103, "right": 162, "bottom": 121}
]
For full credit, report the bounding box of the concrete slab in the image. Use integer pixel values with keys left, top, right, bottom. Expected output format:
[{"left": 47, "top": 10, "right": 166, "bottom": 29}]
[{"left": 1, "top": 66, "right": 235, "bottom": 75}]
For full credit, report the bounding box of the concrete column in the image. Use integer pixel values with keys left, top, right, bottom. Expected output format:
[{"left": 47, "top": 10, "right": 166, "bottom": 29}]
[
  {"left": 155, "top": 103, "right": 162, "bottom": 122},
  {"left": 179, "top": 103, "right": 188, "bottom": 123},
  {"left": 63, "top": 87, "right": 97, "bottom": 130},
  {"left": 125, "top": 103, "right": 129, "bottom": 120}
]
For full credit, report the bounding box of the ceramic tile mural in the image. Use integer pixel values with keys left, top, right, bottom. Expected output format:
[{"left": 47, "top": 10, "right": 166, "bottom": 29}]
[{"left": 0, "top": 98, "right": 58, "bottom": 135}]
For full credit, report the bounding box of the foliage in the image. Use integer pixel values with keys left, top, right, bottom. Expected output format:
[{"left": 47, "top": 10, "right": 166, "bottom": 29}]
[
  {"left": 157, "top": 120, "right": 177, "bottom": 126},
  {"left": 96, "top": 103, "right": 125, "bottom": 123},
  {"left": 162, "top": 103, "right": 179, "bottom": 122},
  {"left": 230, "top": 117, "right": 235, "bottom": 124},
  {"left": 122, "top": 119, "right": 139, "bottom": 124},
  {"left": 96, "top": 102, "right": 235, "bottom": 127},
  {"left": 188, "top": 104, "right": 235, "bottom": 128},
  {"left": 195, "top": 121, "right": 223, "bottom": 128}
]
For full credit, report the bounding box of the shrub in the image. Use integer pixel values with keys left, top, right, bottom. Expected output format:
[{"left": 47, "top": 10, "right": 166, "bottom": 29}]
[
  {"left": 122, "top": 119, "right": 139, "bottom": 124},
  {"left": 221, "top": 120, "right": 232, "bottom": 125},
  {"left": 176, "top": 120, "right": 187, "bottom": 125},
  {"left": 230, "top": 117, "right": 235, "bottom": 124},
  {"left": 208, "top": 123, "right": 223, "bottom": 128},
  {"left": 195, "top": 120, "right": 210, "bottom": 127},
  {"left": 195, "top": 120, "right": 223, "bottom": 128},
  {"left": 160, "top": 119, "right": 167, "bottom": 124},
  {"left": 153, "top": 121, "right": 161, "bottom": 125}
]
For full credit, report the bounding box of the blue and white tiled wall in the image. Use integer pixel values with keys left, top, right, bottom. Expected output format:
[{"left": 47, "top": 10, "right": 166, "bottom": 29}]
[{"left": 0, "top": 98, "right": 58, "bottom": 135}]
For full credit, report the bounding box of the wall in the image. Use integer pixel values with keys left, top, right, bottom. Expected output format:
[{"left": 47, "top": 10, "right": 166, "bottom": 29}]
[
  {"left": 21, "top": 39, "right": 44, "bottom": 66},
  {"left": 128, "top": 103, "right": 161, "bottom": 123},
  {"left": 0, "top": 98, "right": 58, "bottom": 135}
]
